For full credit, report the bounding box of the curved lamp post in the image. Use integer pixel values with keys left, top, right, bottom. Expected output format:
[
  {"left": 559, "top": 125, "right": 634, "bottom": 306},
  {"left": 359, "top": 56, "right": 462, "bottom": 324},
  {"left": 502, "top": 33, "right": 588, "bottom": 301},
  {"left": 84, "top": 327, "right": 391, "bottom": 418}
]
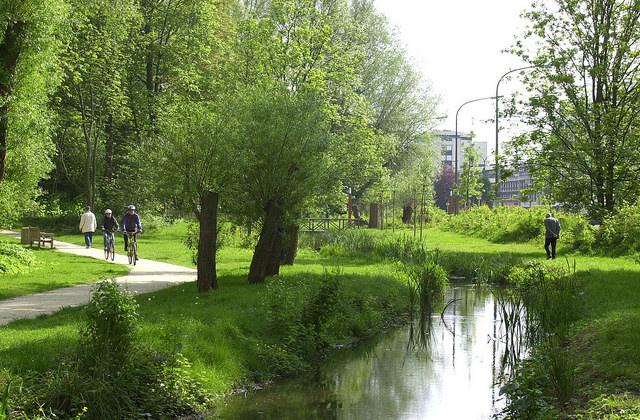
[
  {"left": 494, "top": 65, "right": 538, "bottom": 204},
  {"left": 454, "top": 95, "right": 500, "bottom": 214}
]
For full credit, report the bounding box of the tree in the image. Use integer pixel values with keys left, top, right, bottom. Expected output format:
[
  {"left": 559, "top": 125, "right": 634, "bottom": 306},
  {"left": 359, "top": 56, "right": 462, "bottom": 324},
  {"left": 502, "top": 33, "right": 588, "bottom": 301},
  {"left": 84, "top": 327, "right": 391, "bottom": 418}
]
[
  {"left": 479, "top": 173, "right": 494, "bottom": 205},
  {"left": 153, "top": 0, "right": 234, "bottom": 293},
  {"left": 0, "top": 0, "right": 66, "bottom": 222},
  {"left": 455, "top": 144, "right": 482, "bottom": 208},
  {"left": 225, "top": 0, "right": 357, "bottom": 284},
  {"left": 510, "top": 0, "right": 640, "bottom": 218},
  {"left": 434, "top": 165, "right": 455, "bottom": 211},
  {"left": 55, "top": 0, "right": 139, "bottom": 208},
  {"left": 387, "top": 137, "right": 438, "bottom": 222},
  {"left": 159, "top": 100, "right": 232, "bottom": 292}
]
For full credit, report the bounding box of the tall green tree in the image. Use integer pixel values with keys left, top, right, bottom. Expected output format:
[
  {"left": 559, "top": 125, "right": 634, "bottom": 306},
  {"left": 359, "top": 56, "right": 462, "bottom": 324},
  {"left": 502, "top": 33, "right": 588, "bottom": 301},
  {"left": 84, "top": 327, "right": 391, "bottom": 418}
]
[
  {"left": 153, "top": 0, "right": 235, "bottom": 293},
  {"left": 455, "top": 144, "right": 482, "bottom": 208},
  {"left": 224, "top": 0, "right": 358, "bottom": 284},
  {"left": 0, "top": 0, "right": 66, "bottom": 222},
  {"left": 55, "top": 0, "right": 139, "bottom": 208},
  {"left": 511, "top": 0, "right": 640, "bottom": 217},
  {"left": 349, "top": 0, "right": 437, "bottom": 196}
]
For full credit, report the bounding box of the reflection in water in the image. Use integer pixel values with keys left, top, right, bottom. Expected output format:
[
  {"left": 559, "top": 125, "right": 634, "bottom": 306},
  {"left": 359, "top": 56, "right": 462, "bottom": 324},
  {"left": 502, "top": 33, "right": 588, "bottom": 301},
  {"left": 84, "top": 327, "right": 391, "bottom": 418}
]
[{"left": 216, "top": 285, "right": 517, "bottom": 420}]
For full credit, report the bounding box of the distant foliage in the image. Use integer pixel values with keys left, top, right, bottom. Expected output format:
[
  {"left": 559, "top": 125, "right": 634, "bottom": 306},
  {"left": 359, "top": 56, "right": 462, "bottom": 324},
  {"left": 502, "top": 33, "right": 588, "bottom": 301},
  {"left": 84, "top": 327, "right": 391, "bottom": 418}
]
[
  {"left": 309, "top": 229, "right": 524, "bottom": 284},
  {"left": 441, "top": 206, "right": 595, "bottom": 252},
  {"left": 0, "top": 242, "right": 35, "bottom": 274}
]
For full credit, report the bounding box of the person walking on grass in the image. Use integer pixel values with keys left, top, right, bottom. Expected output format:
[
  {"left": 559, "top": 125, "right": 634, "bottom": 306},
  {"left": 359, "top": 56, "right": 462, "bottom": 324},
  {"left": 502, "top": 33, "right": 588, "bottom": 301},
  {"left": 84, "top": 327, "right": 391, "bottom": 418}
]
[
  {"left": 121, "top": 205, "right": 143, "bottom": 259},
  {"left": 544, "top": 212, "right": 561, "bottom": 259},
  {"left": 79, "top": 206, "right": 97, "bottom": 249}
]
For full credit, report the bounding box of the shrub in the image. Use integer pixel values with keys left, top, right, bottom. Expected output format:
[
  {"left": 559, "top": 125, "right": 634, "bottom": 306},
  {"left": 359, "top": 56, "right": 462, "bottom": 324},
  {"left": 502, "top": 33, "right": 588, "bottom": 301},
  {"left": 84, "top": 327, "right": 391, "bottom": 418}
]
[
  {"left": 441, "top": 206, "right": 593, "bottom": 251},
  {"left": 259, "top": 270, "right": 406, "bottom": 378},
  {"left": 597, "top": 200, "right": 640, "bottom": 254},
  {"left": 260, "top": 272, "right": 342, "bottom": 374},
  {"left": 8, "top": 281, "right": 211, "bottom": 419},
  {"left": 0, "top": 242, "right": 35, "bottom": 274},
  {"left": 81, "top": 280, "right": 140, "bottom": 364}
]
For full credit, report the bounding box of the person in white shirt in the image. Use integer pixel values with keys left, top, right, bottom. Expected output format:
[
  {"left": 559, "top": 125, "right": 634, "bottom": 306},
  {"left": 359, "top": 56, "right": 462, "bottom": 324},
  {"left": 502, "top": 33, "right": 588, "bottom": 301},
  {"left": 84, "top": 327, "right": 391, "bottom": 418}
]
[{"left": 79, "top": 206, "right": 97, "bottom": 249}]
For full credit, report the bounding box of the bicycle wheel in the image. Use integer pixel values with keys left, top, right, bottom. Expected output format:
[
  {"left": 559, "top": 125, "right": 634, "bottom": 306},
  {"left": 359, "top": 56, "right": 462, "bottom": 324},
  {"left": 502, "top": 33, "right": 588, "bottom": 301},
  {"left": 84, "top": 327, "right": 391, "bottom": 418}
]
[
  {"left": 132, "top": 241, "right": 137, "bottom": 266},
  {"left": 109, "top": 237, "right": 115, "bottom": 261},
  {"left": 128, "top": 242, "right": 133, "bottom": 264},
  {"left": 104, "top": 244, "right": 109, "bottom": 260}
]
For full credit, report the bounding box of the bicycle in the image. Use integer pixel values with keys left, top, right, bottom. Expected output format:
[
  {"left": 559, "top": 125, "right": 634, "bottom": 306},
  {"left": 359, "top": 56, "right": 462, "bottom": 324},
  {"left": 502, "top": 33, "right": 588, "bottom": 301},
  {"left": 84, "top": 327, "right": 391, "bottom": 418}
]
[
  {"left": 125, "top": 231, "right": 140, "bottom": 265},
  {"left": 103, "top": 229, "right": 116, "bottom": 261}
]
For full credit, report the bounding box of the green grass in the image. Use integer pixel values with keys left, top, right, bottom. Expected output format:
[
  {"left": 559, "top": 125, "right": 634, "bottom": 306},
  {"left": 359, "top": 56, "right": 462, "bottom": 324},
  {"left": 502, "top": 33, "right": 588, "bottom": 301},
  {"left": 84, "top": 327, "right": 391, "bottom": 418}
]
[
  {"left": 0, "top": 236, "right": 404, "bottom": 401},
  {"left": 421, "top": 227, "right": 640, "bottom": 414},
  {"left": 0, "top": 235, "right": 129, "bottom": 301},
  {"left": 2, "top": 223, "right": 639, "bottom": 416}
]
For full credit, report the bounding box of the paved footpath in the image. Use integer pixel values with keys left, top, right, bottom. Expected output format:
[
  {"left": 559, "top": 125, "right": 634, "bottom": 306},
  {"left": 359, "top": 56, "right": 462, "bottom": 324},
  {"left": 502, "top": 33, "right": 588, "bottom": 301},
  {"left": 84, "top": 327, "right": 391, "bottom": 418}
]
[{"left": 0, "top": 230, "right": 196, "bottom": 327}]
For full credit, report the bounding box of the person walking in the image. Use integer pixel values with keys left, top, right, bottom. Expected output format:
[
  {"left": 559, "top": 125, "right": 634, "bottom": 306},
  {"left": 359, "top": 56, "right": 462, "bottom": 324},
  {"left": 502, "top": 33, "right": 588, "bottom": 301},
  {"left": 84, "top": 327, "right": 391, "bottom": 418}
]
[
  {"left": 79, "top": 206, "right": 97, "bottom": 249},
  {"left": 544, "top": 212, "right": 561, "bottom": 259}
]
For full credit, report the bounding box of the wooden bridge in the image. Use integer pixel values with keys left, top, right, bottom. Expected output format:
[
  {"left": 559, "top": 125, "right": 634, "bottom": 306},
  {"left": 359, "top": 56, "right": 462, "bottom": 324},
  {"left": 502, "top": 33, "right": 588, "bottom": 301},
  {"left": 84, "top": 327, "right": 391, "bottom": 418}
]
[{"left": 300, "top": 218, "right": 363, "bottom": 233}]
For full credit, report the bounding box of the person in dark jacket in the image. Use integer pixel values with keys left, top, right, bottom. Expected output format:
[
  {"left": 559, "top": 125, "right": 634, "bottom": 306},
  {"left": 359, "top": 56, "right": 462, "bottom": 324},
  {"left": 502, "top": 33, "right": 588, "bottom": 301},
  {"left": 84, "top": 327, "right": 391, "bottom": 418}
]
[
  {"left": 120, "top": 204, "right": 143, "bottom": 255},
  {"left": 100, "top": 209, "right": 119, "bottom": 250},
  {"left": 544, "top": 213, "right": 561, "bottom": 259}
]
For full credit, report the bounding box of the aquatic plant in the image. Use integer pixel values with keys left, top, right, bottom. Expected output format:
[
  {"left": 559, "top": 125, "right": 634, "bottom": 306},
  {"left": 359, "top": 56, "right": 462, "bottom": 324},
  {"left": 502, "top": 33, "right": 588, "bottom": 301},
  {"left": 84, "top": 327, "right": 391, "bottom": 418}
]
[{"left": 405, "top": 262, "right": 447, "bottom": 350}]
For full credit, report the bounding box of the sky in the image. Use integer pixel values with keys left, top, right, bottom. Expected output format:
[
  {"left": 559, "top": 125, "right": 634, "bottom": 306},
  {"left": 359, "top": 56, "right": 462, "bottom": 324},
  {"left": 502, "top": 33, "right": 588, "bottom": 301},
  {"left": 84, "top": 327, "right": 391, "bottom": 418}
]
[{"left": 374, "top": 0, "right": 533, "bottom": 158}]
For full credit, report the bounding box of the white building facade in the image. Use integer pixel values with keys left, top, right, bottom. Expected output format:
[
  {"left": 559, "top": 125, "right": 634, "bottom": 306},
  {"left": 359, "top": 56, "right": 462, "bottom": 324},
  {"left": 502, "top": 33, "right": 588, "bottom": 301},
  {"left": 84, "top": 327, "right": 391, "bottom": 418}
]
[{"left": 433, "top": 130, "right": 488, "bottom": 171}]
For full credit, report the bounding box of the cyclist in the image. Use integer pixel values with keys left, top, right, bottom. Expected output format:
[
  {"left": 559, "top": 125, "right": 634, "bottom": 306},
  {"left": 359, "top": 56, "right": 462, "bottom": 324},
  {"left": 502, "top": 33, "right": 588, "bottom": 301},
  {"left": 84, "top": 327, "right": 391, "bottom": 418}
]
[
  {"left": 100, "top": 209, "right": 120, "bottom": 251},
  {"left": 120, "top": 205, "right": 143, "bottom": 259}
]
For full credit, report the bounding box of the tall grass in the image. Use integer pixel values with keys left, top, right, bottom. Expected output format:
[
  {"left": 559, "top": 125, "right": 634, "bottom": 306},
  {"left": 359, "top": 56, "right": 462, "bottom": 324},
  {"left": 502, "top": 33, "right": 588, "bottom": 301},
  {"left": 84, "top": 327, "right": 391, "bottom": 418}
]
[
  {"left": 499, "top": 260, "right": 583, "bottom": 417},
  {"left": 0, "top": 382, "right": 9, "bottom": 420},
  {"left": 405, "top": 261, "right": 447, "bottom": 350}
]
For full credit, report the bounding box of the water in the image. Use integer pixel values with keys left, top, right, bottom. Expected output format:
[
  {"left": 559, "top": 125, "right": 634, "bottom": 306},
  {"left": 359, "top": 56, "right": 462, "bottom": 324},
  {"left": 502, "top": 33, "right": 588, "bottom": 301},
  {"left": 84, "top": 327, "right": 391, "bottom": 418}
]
[{"left": 216, "top": 285, "right": 517, "bottom": 420}]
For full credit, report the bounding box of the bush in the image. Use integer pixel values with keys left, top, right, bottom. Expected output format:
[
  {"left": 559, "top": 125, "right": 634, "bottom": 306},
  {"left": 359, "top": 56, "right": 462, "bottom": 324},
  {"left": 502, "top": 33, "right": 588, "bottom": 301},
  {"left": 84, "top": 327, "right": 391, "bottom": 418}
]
[
  {"left": 0, "top": 242, "right": 35, "bottom": 274},
  {"left": 441, "top": 206, "right": 594, "bottom": 251},
  {"left": 259, "top": 270, "right": 406, "bottom": 378},
  {"left": 597, "top": 200, "right": 640, "bottom": 254},
  {"left": 8, "top": 281, "right": 211, "bottom": 419},
  {"left": 260, "top": 272, "right": 342, "bottom": 375}
]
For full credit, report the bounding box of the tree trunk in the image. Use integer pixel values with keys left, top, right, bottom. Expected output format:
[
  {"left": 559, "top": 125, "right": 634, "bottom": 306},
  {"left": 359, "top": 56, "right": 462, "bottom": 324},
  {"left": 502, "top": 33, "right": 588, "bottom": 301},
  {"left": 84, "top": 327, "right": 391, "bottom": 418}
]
[
  {"left": 280, "top": 223, "right": 299, "bottom": 265},
  {"left": 0, "top": 21, "right": 25, "bottom": 182},
  {"left": 369, "top": 203, "right": 383, "bottom": 228},
  {"left": 105, "top": 114, "right": 114, "bottom": 182},
  {"left": 249, "top": 201, "right": 284, "bottom": 284},
  {"left": 402, "top": 205, "right": 413, "bottom": 224},
  {"left": 266, "top": 224, "right": 284, "bottom": 276},
  {"left": 196, "top": 190, "right": 219, "bottom": 292}
]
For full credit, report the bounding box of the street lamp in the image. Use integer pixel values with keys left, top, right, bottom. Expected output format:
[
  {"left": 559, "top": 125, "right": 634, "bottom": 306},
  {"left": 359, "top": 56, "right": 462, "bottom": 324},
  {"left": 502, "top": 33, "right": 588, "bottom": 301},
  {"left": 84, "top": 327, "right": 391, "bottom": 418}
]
[
  {"left": 494, "top": 65, "right": 538, "bottom": 205},
  {"left": 454, "top": 96, "right": 500, "bottom": 214}
]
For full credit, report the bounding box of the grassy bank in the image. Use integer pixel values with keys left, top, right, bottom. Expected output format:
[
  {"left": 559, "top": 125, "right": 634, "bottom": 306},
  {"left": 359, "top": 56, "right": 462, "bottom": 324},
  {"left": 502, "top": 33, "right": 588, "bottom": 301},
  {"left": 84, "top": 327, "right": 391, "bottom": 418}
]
[
  {"left": 0, "top": 230, "right": 408, "bottom": 417},
  {"left": 0, "top": 235, "right": 129, "bottom": 300},
  {"left": 325, "top": 227, "right": 640, "bottom": 417},
  {"left": 3, "top": 222, "right": 639, "bottom": 417}
]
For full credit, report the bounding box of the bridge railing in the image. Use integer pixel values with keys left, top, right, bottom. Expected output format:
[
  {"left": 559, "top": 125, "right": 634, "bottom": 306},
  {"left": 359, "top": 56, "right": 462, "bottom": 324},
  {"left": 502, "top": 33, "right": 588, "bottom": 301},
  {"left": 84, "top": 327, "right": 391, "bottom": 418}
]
[{"left": 300, "top": 218, "right": 363, "bottom": 232}]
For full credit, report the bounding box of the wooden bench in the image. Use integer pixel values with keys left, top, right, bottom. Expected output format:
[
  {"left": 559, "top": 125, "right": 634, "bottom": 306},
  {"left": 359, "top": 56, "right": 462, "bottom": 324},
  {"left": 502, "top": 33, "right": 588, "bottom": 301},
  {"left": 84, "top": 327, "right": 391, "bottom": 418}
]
[{"left": 20, "top": 227, "right": 54, "bottom": 249}]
